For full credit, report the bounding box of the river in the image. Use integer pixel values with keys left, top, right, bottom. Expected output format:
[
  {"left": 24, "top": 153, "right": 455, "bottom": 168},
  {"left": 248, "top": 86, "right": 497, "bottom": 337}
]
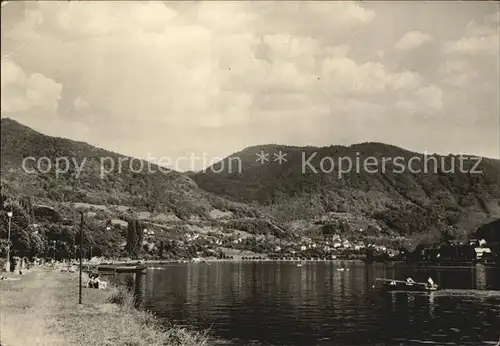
[{"left": 120, "top": 261, "right": 500, "bottom": 346}]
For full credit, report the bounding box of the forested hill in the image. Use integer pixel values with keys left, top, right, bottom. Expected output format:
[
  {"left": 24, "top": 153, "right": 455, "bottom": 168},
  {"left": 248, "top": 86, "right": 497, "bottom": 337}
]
[
  {"left": 2, "top": 117, "right": 499, "bottom": 245},
  {"left": 0, "top": 118, "right": 258, "bottom": 220},
  {"left": 192, "top": 143, "right": 500, "bottom": 238}
]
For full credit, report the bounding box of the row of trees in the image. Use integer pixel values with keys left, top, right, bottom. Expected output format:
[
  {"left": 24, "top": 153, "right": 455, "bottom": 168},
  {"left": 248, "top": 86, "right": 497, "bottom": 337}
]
[
  {"left": 0, "top": 195, "right": 219, "bottom": 261},
  {"left": 0, "top": 195, "right": 141, "bottom": 260}
]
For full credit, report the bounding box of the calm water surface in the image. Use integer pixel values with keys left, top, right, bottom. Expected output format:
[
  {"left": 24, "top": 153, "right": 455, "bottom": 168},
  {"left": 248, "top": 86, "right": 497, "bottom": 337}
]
[{"left": 127, "top": 262, "right": 500, "bottom": 346}]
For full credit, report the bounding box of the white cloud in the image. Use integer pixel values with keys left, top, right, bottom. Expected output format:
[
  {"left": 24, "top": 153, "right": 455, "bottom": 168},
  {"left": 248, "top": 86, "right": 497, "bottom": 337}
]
[
  {"left": 1, "top": 59, "right": 61, "bottom": 113},
  {"left": 306, "top": 2, "right": 375, "bottom": 25},
  {"left": 445, "top": 12, "right": 499, "bottom": 55},
  {"left": 465, "top": 12, "right": 499, "bottom": 37},
  {"left": 4, "top": 8, "right": 43, "bottom": 40},
  {"left": 25, "top": 73, "right": 62, "bottom": 110},
  {"left": 442, "top": 73, "right": 478, "bottom": 88},
  {"left": 261, "top": 34, "right": 321, "bottom": 62},
  {"left": 1, "top": 59, "right": 25, "bottom": 90},
  {"left": 55, "top": 2, "right": 178, "bottom": 37},
  {"left": 320, "top": 58, "right": 422, "bottom": 94},
  {"left": 439, "top": 60, "right": 468, "bottom": 75},
  {"left": 439, "top": 60, "right": 479, "bottom": 87},
  {"left": 395, "top": 31, "right": 432, "bottom": 50},
  {"left": 0, "top": 2, "right": 431, "bottom": 130},
  {"left": 253, "top": 2, "right": 375, "bottom": 41},
  {"left": 388, "top": 71, "right": 423, "bottom": 90},
  {"left": 415, "top": 85, "right": 443, "bottom": 110},
  {"left": 74, "top": 96, "right": 90, "bottom": 112},
  {"left": 11, "top": 1, "right": 420, "bottom": 129},
  {"left": 1, "top": 2, "right": 498, "bottom": 163},
  {"left": 397, "top": 85, "right": 443, "bottom": 113},
  {"left": 446, "top": 35, "right": 499, "bottom": 55},
  {"left": 195, "top": 2, "right": 256, "bottom": 33}
]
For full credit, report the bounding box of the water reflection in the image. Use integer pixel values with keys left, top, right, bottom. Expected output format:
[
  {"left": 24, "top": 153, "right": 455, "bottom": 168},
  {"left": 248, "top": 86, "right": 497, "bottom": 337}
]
[
  {"left": 112, "top": 272, "right": 147, "bottom": 308},
  {"left": 125, "top": 262, "right": 500, "bottom": 346},
  {"left": 428, "top": 292, "right": 436, "bottom": 317},
  {"left": 475, "top": 265, "right": 487, "bottom": 290}
]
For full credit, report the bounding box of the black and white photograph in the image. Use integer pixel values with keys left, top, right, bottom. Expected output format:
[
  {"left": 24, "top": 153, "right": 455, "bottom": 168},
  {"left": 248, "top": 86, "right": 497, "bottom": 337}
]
[{"left": 1, "top": 1, "right": 499, "bottom": 345}]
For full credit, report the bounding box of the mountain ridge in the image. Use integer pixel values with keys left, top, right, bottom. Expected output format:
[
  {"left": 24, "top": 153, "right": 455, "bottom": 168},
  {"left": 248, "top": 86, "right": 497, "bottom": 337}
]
[
  {"left": 197, "top": 141, "right": 497, "bottom": 174},
  {"left": 192, "top": 142, "right": 500, "bottom": 241},
  {"left": 0, "top": 117, "right": 259, "bottom": 221},
  {"left": 2, "top": 117, "right": 499, "bottom": 247}
]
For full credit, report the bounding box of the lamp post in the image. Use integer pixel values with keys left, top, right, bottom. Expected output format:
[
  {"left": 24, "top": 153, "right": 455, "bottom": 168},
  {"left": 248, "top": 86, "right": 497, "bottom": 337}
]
[
  {"left": 52, "top": 240, "right": 57, "bottom": 262},
  {"left": 78, "top": 211, "right": 84, "bottom": 304},
  {"left": 5, "top": 211, "right": 13, "bottom": 272}
]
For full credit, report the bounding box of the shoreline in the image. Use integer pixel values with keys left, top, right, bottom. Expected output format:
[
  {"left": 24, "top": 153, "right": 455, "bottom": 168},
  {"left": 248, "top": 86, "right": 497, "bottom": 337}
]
[
  {"left": 87, "top": 258, "right": 368, "bottom": 266},
  {"left": 0, "top": 267, "right": 210, "bottom": 346},
  {"left": 85, "top": 258, "right": 500, "bottom": 266}
]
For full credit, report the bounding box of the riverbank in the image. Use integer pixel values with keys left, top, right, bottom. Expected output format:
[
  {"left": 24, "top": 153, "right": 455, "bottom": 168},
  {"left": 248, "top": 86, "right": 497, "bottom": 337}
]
[{"left": 0, "top": 267, "right": 209, "bottom": 346}]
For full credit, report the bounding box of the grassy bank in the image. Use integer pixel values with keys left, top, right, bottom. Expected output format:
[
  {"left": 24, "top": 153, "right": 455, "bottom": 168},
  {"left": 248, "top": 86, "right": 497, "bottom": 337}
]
[{"left": 0, "top": 267, "right": 210, "bottom": 346}]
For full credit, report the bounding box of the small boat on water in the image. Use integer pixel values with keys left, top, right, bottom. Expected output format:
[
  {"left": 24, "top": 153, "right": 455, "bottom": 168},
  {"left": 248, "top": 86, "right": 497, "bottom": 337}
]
[
  {"left": 382, "top": 282, "right": 440, "bottom": 292},
  {"left": 375, "top": 278, "right": 440, "bottom": 292}
]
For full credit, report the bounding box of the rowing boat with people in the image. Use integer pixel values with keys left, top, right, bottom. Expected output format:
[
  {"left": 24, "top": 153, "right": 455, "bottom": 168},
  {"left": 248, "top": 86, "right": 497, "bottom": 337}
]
[{"left": 374, "top": 277, "right": 440, "bottom": 292}]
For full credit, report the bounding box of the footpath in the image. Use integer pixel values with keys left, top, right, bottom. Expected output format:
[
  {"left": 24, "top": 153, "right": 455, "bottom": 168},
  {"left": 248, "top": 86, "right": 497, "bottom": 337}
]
[
  {"left": 0, "top": 267, "right": 208, "bottom": 346},
  {"left": 1, "top": 268, "right": 66, "bottom": 345}
]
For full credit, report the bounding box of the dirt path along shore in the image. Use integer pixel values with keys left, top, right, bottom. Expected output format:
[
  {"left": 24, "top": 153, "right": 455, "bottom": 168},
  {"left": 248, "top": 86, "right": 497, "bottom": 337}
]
[{"left": 0, "top": 268, "right": 67, "bottom": 346}]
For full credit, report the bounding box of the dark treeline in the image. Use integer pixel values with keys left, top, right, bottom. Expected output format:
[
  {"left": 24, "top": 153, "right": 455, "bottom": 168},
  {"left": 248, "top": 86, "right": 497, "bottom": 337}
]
[
  {"left": 0, "top": 195, "right": 221, "bottom": 261},
  {"left": 395, "top": 228, "right": 499, "bottom": 264},
  {"left": 1, "top": 195, "right": 134, "bottom": 260}
]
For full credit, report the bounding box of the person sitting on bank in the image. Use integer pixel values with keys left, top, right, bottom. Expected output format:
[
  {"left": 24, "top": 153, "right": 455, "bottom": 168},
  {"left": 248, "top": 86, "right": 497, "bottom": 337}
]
[
  {"left": 95, "top": 275, "right": 107, "bottom": 290},
  {"left": 87, "top": 273, "right": 94, "bottom": 288},
  {"left": 93, "top": 273, "right": 101, "bottom": 288},
  {"left": 406, "top": 277, "right": 416, "bottom": 285},
  {"left": 87, "top": 273, "right": 98, "bottom": 288}
]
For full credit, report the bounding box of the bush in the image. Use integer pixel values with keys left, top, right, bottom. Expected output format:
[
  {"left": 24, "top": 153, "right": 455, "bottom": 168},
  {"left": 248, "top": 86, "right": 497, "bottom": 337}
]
[{"left": 108, "top": 285, "right": 136, "bottom": 309}]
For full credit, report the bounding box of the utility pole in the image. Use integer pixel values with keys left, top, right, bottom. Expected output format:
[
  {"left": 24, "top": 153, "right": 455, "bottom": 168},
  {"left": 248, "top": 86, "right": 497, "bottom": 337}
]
[{"left": 79, "top": 211, "right": 84, "bottom": 304}]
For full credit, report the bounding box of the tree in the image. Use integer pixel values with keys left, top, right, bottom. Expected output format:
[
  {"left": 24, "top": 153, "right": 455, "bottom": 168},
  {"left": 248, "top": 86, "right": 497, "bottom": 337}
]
[
  {"left": 0, "top": 204, "right": 35, "bottom": 258},
  {"left": 134, "top": 219, "right": 143, "bottom": 257},
  {"left": 125, "top": 218, "right": 144, "bottom": 258},
  {"left": 158, "top": 241, "right": 165, "bottom": 258},
  {"left": 126, "top": 219, "right": 137, "bottom": 257},
  {"left": 440, "top": 228, "right": 455, "bottom": 244}
]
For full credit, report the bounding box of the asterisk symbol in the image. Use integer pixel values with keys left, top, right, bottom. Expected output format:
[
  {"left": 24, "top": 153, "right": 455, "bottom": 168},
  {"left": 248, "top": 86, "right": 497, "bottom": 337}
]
[
  {"left": 273, "top": 150, "right": 287, "bottom": 164},
  {"left": 256, "top": 150, "right": 269, "bottom": 164}
]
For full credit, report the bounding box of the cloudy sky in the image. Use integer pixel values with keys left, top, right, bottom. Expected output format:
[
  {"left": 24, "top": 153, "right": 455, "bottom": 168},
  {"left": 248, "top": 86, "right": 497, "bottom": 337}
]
[{"left": 1, "top": 1, "right": 499, "bottom": 170}]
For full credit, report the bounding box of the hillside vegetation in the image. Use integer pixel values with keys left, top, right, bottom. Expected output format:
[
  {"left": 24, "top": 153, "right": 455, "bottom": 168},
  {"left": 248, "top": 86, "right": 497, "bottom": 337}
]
[
  {"left": 192, "top": 144, "right": 500, "bottom": 240},
  {"left": 1, "top": 118, "right": 259, "bottom": 221},
  {"left": 1, "top": 118, "right": 499, "bottom": 259},
  {"left": 0, "top": 118, "right": 266, "bottom": 260}
]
